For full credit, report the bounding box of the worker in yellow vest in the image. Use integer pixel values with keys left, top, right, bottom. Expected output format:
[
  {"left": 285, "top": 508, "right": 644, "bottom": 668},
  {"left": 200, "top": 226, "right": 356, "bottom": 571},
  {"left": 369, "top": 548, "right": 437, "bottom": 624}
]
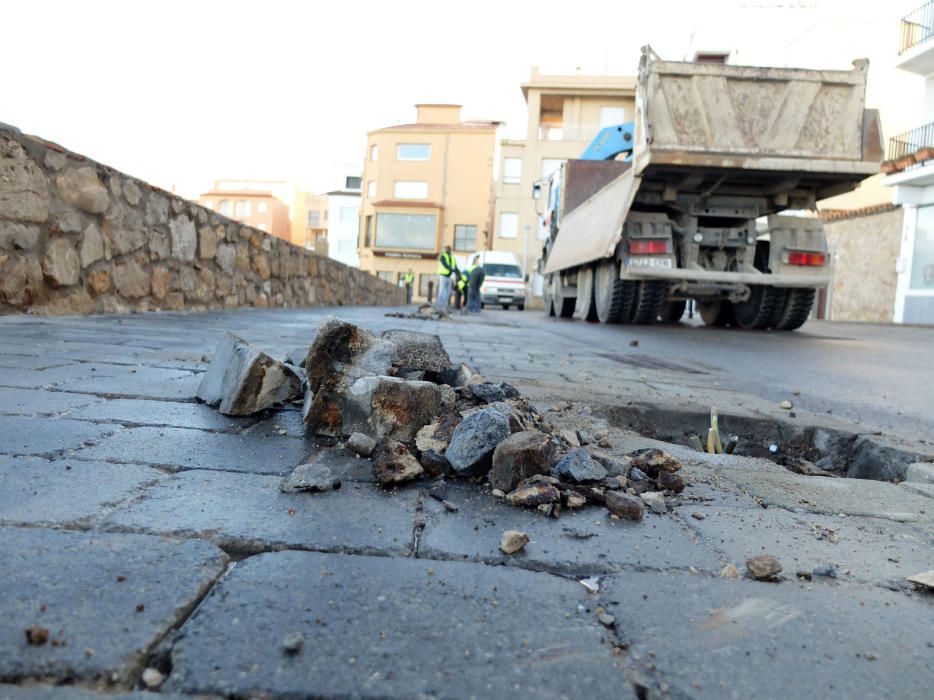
[
  {"left": 403, "top": 269, "right": 415, "bottom": 304},
  {"left": 436, "top": 246, "right": 455, "bottom": 309}
]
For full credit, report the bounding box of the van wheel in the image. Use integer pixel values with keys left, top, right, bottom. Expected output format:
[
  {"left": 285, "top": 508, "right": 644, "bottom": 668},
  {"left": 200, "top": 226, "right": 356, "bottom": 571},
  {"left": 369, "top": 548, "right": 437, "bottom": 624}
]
[
  {"left": 502, "top": 304, "right": 510, "bottom": 310},
  {"left": 518, "top": 303, "right": 525, "bottom": 311}
]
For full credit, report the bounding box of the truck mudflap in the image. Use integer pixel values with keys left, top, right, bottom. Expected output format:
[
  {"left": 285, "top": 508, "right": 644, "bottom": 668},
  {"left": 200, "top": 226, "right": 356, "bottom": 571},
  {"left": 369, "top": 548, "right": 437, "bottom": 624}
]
[{"left": 543, "top": 167, "right": 639, "bottom": 275}]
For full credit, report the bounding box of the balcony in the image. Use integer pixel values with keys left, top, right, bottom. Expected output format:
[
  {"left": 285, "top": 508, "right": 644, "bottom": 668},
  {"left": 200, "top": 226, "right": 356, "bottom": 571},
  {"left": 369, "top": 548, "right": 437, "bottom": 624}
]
[
  {"left": 897, "top": 1, "right": 934, "bottom": 74},
  {"left": 882, "top": 121, "right": 934, "bottom": 188}
]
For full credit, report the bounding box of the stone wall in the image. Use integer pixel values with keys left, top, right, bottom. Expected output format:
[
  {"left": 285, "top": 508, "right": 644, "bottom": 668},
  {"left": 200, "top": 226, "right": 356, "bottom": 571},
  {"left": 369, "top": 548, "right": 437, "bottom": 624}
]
[
  {"left": 0, "top": 124, "right": 403, "bottom": 315},
  {"left": 824, "top": 206, "right": 902, "bottom": 323}
]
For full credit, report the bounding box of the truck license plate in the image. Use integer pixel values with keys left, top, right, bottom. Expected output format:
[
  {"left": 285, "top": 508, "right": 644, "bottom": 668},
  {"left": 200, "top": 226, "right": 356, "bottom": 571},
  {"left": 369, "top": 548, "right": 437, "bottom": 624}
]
[{"left": 627, "top": 257, "right": 672, "bottom": 269}]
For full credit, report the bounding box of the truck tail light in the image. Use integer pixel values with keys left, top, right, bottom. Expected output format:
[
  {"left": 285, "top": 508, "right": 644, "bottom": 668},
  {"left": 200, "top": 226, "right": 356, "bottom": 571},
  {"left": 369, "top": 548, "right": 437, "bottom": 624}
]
[
  {"left": 787, "top": 251, "right": 825, "bottom": 266},
  {"left": 629, "top": 239, "right": 669, "bottom": 255}
]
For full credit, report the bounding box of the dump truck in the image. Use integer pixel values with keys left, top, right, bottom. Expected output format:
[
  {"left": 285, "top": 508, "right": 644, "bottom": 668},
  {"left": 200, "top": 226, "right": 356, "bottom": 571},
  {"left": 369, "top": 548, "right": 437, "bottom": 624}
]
[{"left": 539, "top": 46, "right": 883, "bottom": 329}]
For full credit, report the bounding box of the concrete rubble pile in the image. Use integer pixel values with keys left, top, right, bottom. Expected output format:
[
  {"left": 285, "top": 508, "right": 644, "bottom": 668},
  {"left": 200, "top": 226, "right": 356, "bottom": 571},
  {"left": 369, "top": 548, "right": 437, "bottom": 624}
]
[{"left": 197, "top": 315, "right": 689, "bottom": 521}]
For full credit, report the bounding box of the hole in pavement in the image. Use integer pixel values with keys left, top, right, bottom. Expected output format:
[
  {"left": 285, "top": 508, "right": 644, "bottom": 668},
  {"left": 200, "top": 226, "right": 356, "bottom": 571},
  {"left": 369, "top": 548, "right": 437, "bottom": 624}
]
[{"left": 595, "top": 403, "right": 927, "bottom": 483}]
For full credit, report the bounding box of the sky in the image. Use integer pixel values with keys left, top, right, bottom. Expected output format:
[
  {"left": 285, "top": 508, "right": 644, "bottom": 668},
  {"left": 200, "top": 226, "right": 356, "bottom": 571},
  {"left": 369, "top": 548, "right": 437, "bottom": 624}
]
[{"left": 1, "top": 0, "right": 923, "bottom": 199}]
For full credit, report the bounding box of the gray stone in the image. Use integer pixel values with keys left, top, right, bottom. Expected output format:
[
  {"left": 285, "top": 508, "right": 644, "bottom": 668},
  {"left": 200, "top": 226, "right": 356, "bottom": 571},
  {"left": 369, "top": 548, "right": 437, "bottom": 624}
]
[
  {"left": 0, "top": 222, "right": 40, "bottom": 251},
  {"left": 489, "top": 430, "right": 556, "bottom": 492},
  {"left": 145, "top": 193, "right": 169, "bottom": 226},
  {"left": 336, "top": 375, "right": 447, "bottom": 442},
  {"left": 605, "top": 490, "right": 645, "bottom": 521},
  {"left": 0, "top": 136, "right": 49, "bottom": 222},
  {"left": 169, "top": 215, "right": 197, "bottom": 261},
  {"left": 103, "top": 469, "right": 416, "bottom": 555},
  {"left": 55, "top": 167, "right": 110, "bottom": 214},
  {"left": 280, "top": 462, "right": 341, "bottom": 493},
  {"left": 372, "top": 438, "right": 424, "bottom": 486},
  {"left": 746, "top": 554, "right": 783, "bottom": 580},
  {"left": 0, "top": 527, "right": 225, "bottom": 684},
  {"left": 0, "top": 415, "right": 118, "bottom": 456},
  {"left": 42, "top": 239, "right": 80, "bottom": 287},
  {"left": 56, "top": 211, "right": 85, "bottom": 233},
  {"left": 0, "top": 456, "right": 164, "bottom": 526},
  {"left": 629, "top": 447, "right": 682, "bottom": 477},
  {"left": 506, "top": 481, "right": 561, "bottom": 507},
  {"left": 0, "top": 255, "right": 43, "bottom": 306},
  {"left": 198, "top": 225, "right": 217, "bottom": 259},
  {"left": 846, "top": 436, "right": 921, "bottom": 482},
  {"left": 197, "top": 332, "right": 301, "bottom": 415},
  {"left": 101, "top": 205, "right": 146, "bottom": 257},
  {"left": 598, "top": 571, "right": 934, "bottom": 699},
  {"left": 78, "top": 222, "right": 104, "bottom": 266},
  {"left": 640, "top": 491, "right": 667, "bottom": 514},
  {"left": 111, "top": 258, "right": 150, "bottom": 298},
  {"left": 445, "top": 408, "right": 511, "bottom": 476},
  {"left": 43, "top": 149, "right": 67, "bottom": 171},
  {"left": 123, "top": 180, "right": 141, "bottom": 206},
  {"left": 381, "top": 328, "right": 451, "bottom": 373},
  {"left": 552, "top": 448, "right": 607, "bottom": 484},
  {"left": 467, "top": 382, "right": 520, "bottom": 404},
  {"left": 215, "top": 242, "right": 236, "bottom": 274},
  {"left": 589, "top": 451, "right": 632, "bottom": 477},
  {"left": 74, "top": 426, "right": 310, "bottom": 475},
  {"left": 165, "top": 551, "right": 625, "bottom": 699},
  {"left": 347, "top": 431, "right": 377, "bottom": 457},
  {"left": 148, "top": 229, "right": 170, "bottom": 259},
  {"left": 906, "top": 462, "right": 934, "bottom": 484}
]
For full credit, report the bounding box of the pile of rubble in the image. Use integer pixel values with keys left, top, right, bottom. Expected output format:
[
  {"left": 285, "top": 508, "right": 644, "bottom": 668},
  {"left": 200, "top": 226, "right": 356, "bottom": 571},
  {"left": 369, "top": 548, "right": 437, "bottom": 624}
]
[
  {"left": 384, "top": 304, "right": 451, "bottom": 321},
  {"left": 196, "top": 316, "right": 687, "bottom": 522}
]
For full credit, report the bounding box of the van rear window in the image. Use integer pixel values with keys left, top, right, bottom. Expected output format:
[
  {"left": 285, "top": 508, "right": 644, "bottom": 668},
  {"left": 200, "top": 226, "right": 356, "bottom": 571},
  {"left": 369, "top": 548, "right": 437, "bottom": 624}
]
[{"left": 483, "top": 264, "right": 523, "bottom": 278}]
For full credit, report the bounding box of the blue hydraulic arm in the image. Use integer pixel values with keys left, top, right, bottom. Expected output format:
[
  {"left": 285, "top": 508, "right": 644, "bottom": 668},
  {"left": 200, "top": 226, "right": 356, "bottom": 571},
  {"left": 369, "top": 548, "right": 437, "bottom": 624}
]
[{"left": 579, "top": 121, "right": 635, "bottom": 161}]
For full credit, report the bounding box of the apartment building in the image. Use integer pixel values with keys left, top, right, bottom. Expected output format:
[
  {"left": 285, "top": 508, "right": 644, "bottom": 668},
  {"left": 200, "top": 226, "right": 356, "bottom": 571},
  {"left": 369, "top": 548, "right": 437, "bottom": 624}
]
[
  {"left": 326, "top": 178, "right": 362, "bottom": 268},
  {"left": 492, "top": 68, "right": 636, "bottom": 298},
  {"left": 199, "top": 180, "right": 291, "bottom": 241},
  {"left": 358, "top": 104, "right": 500, "bottom": 300}
]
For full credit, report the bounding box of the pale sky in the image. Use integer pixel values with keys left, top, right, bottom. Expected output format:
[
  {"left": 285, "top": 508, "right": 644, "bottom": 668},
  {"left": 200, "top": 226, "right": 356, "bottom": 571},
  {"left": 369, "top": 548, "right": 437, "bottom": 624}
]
[{"left": 1, "top": 0, "right": 923, "bottom": 198}]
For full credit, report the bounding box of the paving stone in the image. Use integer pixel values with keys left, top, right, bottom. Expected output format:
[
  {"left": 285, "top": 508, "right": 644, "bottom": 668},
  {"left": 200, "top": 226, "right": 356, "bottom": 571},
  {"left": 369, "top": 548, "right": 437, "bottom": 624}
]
[
  {"left": 54, "top": 367, "right": 201, "bottom": 400},
  {"left": 68, "top": 398, "right": 253, "bottom": 432},
  {"left": 717, "top": 463, "right": 934, "bottom": 524},
  {"left": 599, "top": 572, "right": 934, "bottom": 699},
  {"left": 0, "top": 527, "right": 226, "bottom": 685},
  {"left": 419, "top": 483, "right": 722, "bottom": 574},
  {"left": 680, "top": 504, "right": 934, "bottom": 585},
  {"left": 0, "top": 388, "right": 101, "bottom": 416},
  {"left": 240, "top": 407, "right": 305, "bottom": 438},
  {"left": 73, "top": 426, "right": 310, "bottom": 475},
  {"left": 165, "top": 551, "right": 627, "bottom": 699},
  {"left": 0, "top": 416, "right": 119, "bottom": 456},
  {"left": 0, "top": 457, "right": 165, "bottom": 526},
  {"left": 0, "top": 685, "right": 196, "bottom": 699},
  {"left": 103, "top": 469, "right": 415, "bottom": 555},
  {"left": 0, "top": 355, "right": 74, "bottom": 370}
]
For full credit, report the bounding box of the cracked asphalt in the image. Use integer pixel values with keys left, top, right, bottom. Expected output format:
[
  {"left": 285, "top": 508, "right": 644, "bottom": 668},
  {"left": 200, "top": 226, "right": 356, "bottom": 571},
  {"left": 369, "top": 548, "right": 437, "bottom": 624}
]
[{"left": 1, "top": 306, "right": 932, "bottom": 699}]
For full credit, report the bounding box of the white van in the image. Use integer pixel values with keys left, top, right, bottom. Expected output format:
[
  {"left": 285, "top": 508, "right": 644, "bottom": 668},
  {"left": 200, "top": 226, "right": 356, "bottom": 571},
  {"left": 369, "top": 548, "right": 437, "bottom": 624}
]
[{"left": 469, "top": 251, "right": 527, "bottom": 310}]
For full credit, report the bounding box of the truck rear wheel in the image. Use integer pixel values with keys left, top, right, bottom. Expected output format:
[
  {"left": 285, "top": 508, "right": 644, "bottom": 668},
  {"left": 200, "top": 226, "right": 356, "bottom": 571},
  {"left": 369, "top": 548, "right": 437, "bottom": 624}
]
[
  {"left": 574, "top": 267, "right": 599, "bottom": 321},
  {"left": 698, "top": 300, "right": 733, "bottom": 326},
  {"left": 594, "top": 260, "right": 634, "bottom": 324},
  {"left": 551, "top": 274, "right": 575, "bottom": 318},
  {"left": 731, "top": 285, "right": 787, "bottom": 330},
  {"left": 773, "top": 288, "right": 816, "bottom": 330},
  {"left": 630, "top": 281, "right": 669, "bottom": 325}
]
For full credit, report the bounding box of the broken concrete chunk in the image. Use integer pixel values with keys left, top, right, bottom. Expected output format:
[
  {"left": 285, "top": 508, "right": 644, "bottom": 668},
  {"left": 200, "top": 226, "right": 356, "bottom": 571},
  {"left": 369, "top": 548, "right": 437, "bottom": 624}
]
[
  {"left": 558, "top": 429, "right": 581, "bottom": 448},
  {"left": 197, "top": 332, "right": 302, "bottom": 416},
  {"left": 419, "top": 449, "right": 450, "bottom": 478},
  {"left": 720, "top": 563, "right": 740, "bottom": 579},
  {"left": 346, "top": 432, "right": 377, "bottom": 458},
  {"left": 604, "top": 491, "right": 645, "bottom": 521},
  {"left": 280, "top": 463, "right": 341, "bottom": 493},
  {"left": 506, "top": 483, "right": 561, "bottom": 508},
  {"left": 345, "top": 375, "right": 446, "bottom": 442},
  {"left": 445, "top": 408, "right": 510, "bottom": 476},
  {"left": 640, "top": 491, "right": 667, "bottom": 514},
  {"left": 489, "top": 430, "right": 556, "bottom": 493},
  {"left": 656, "top": 470, "right": 686, "bottom": 493},
  {"left": 466, "top": 382, "right": 520, "bottom": 404},
  {"left": 746, "top": 554, "right": 783, "bottom": 581},
  {"left": 372, "top": 438, "right": 424, "bottom": 487},
  {"left": 551, "top": 448, "right": 607, "bottom": 484},
  {"left": 565, "top": 492, "right": 587, "bottom": 509},
  {"left": 906, "top": 570, "right": 934, "bottom": 589},
  {"left": 906, "top": 462, "right": 934, "bottom": 484},
  {"left": 500, "top": 530, "right": 530, "bottom": 555},
  {"left": 416, "top": 421, "right": 450, "bottom": 454},
  {"left": 285, "top": 345, "right": 311, "bottom": 367},
  {"left": 381, "top": 329, "right": 452, "bottom": 374},
  {"left": 588, "top": 451, "right": 632, "bottom": 478},
  {"left": 628, "top": 448, "right": 682, "bottom": 477}
]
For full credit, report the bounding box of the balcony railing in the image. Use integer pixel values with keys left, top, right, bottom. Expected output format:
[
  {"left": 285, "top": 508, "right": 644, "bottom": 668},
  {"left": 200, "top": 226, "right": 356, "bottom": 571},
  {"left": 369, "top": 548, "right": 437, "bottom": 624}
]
[
  {"left": 887, "top": 121, "right": 934, "bottom": 160},
  {"left": 899, "top": 1, "right": 934, "bottom": 54}
]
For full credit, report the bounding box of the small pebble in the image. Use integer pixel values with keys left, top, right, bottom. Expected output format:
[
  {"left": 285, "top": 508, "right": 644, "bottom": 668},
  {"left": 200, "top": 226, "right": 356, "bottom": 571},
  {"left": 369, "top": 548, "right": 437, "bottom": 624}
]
[
  {"left": 142, "top": 668, "right": 165, "bottom": 688},
  {"left": 283, "top": 632, "right": 305, "bottom": 655},
  {"left": 598, "top": 613, "right": 616, "bottom": 628}
]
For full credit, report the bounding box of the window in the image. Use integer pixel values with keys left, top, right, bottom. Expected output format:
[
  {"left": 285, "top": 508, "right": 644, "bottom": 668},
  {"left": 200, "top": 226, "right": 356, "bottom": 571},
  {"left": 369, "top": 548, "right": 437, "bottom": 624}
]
[
  {"left": 202, "top": 200, "right": 213, "bottom": 210},
  {"left": 419, "top": 273, "right": 432, "bottom": 297},
  {"left": 345, "top": 176, "right": 362, "bottom": 189},
  {"left": 307, "top": 211, "right": 320, "bottom": 227},
  {"left": 367, "top": 180, "right": 376, "bottom": 198},
  {"left": 499, "top": 212, "right": 518, "bottom": 239},
  {"left": 540, "top": 159, "right": 563, "bottom": 180},
  {"left": 599, "top": 106, "right": 627, "bottom": 128},
  {"left": 340, "top": 206, "right": 357, "bottom": 223},
  {"left": 257, "top": 201, "right": 268, "bottom": 214},
  {"left": 454, "top": 224, "right": 477, "bottom": 252},
  {"left": 484, "top": 263, "right": 522, "bottom": 278},
  {"left": 234, "top": 200, "right": 251, "bottom": 217},
  {"left": 393, "top": 181, "right": 428, "bottom": 199},
  {"left": 370, "top": 144, "right": 378, "bottom": 162},
  {"left": 377, "top": 271, "right": 393, "bottom": 283},
  {"left": 911, "top": 206, "right": 934, "bottom": 290},
  {"left": 257, "top": 223, "right": 267, "bottom": 232},
  {"left": 363, "top": 215, "right": 373, "bottom": 247},
  {"left": 503, "top": 158, "right": 522, "bottom": 185},
  {"left": 396, "top": 143, "right": 431, "bottom": 161},
  {"left": 375, "top": 213, "right": 436, "bottom": 249},
  {"left": 218, "top": 199, "right": 232, "bottom": 216}
]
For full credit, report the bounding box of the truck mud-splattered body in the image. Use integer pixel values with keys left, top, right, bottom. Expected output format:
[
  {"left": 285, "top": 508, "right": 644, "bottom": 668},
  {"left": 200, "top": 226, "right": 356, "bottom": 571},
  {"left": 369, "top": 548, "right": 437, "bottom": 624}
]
[{"left": 540, "top": 47, "right": 883, "bottom": 329}]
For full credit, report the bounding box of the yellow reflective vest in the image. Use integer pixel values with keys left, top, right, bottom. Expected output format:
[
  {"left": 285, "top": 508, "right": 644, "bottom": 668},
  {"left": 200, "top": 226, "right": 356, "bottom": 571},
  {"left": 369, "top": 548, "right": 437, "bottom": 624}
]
[
  {"left": 437, "top": 252, "right": 455, "bottom": 276},
  {"left": 403, "top": 272, "right": 414, "bottom": 286}
]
